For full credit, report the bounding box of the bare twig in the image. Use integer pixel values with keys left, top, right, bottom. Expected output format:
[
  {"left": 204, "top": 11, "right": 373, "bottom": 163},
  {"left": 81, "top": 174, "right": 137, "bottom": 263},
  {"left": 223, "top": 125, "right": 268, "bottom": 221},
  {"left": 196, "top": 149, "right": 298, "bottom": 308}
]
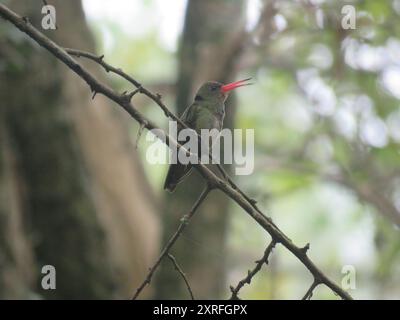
[
  {"left": 0, "top": 4, "right": 352, "bottom": 300},
  {"left": 65, "top": 48, "right": 188, "bottom": 128},
  {"left": 132, "top": 185, "right": 211, "bottom": 299},
  {"left": 302, "top": 280, "right": 320, "bottom": 300},
  {"left": 230, "top": 240, "right": 276, "bottom": 300},
  {"left": 167, "top": 253, "right": 195, "bottom": 300}
]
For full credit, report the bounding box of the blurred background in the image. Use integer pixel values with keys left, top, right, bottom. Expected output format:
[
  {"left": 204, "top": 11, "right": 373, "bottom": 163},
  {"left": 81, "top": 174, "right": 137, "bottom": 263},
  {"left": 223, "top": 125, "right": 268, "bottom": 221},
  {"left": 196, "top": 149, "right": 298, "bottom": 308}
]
[{"left": 0, "top": 0, "right": 399, "bottom": 299}]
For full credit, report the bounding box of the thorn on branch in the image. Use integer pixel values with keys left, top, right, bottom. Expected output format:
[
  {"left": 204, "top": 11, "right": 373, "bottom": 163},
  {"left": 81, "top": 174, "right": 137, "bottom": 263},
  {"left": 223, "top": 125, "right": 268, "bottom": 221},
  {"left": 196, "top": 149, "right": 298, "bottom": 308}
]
[
  {"left": 89, "top": 86, "right": 98, "bottom": 100},
  {"left": 249, "top": 198, "right": 257, "bottom": 205},
  {"left": 122, "top": 88, "right": 141, "bottom": 103},
  {"left": 135, "top": 122, "right": 146, "bottom": 149},
  {"left": 22, "top": 16, "right": 30, "bottom": 24},
  {"left": 121, "top": 91, "right": 128, "bottom": 103},
  {"left": 246, "top": 271, "right": 252, "bottom": 284},
  {"left": 263, "top": 240, "right": 276, "bottom": 265},
  {"left": 229, "top": 240, "right": 276, "bottom": 299},
  {"left": 301, "top": 243, "right": 310, "bottom": 254}
]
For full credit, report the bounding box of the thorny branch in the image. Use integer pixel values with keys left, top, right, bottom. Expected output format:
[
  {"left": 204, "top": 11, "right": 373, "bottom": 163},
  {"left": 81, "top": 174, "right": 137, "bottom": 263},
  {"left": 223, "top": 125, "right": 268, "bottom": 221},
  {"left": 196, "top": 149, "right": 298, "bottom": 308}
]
[
  {"left": 167, "top": 254, "right": 195, "bottom": 300},
  {"left": 65, "top": 47, "right": 275, "bottom": 228},
  {"left": 230, "top": 240, "right": 276, "bottom": 300},
  {"left": 0, "top": 4, "right": 353, "bottom": 300},
  {"left": 65, "top": 48, "right": 260, "bottom": 212},
  {"left": 68, "top": 44, "right": 271, "bottom": 295},
  {"left": 132, "top": 185, "right": 211, "bottom": 300},
  {"left": 64, "top": 48, "right": 188, "bottom": 128}
]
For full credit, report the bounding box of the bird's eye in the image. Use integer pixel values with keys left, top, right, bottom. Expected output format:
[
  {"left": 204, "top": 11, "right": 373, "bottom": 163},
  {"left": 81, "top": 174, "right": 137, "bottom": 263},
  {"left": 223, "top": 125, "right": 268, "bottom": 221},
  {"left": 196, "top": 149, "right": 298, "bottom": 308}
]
[{"left": 211, "top": 86, "right": 218, "bottom": 91}]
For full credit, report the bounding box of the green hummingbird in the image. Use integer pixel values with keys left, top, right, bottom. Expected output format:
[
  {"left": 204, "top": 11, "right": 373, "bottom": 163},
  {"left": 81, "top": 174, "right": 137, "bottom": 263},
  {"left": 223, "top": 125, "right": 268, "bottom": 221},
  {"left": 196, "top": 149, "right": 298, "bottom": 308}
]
[{"left": 164, "top": 78, "right": 252, "bottom": 192}]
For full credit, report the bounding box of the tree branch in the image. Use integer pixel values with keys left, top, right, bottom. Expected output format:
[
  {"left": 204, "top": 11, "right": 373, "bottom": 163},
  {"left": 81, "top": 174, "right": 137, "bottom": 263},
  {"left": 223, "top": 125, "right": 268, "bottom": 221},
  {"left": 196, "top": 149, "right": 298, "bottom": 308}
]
[
  {"left": 0, "top": 3, "right": 352, "bottom": 300},
  {"left": 230, "top": 240, "right": 276, "bottom": 300},
  {"left": 132, "top": 185, "right": 211, "bottom": 299},
  {"left": 167, "top": 253, "right": 195, "bottom": 300},
  {"left": 302, "top": 280, "right": 320, "bottom": 300},
  {"left": 65, "top": 48, "right": 189, "bottom": 129},
  {"left": 66, "top": 48, "right": 259, "bottom": 210}
]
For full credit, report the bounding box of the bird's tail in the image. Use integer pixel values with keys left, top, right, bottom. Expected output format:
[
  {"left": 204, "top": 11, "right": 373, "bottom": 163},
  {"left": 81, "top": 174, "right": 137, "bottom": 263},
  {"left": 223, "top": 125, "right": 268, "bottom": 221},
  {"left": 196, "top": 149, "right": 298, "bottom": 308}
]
[{"left": 163, "top": 163, "right": 192, "bottom": 192}]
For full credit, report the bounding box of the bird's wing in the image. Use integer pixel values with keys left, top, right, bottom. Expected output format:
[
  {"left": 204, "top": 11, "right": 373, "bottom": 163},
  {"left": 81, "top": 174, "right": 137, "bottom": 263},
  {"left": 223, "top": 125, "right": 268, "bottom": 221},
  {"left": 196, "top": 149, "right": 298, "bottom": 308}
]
[
  {"left": 180, "top": 102, "right": 199, "bottom": 129},
  {"left": 163, "top": 102, "right": 198, "bottom": 192}
]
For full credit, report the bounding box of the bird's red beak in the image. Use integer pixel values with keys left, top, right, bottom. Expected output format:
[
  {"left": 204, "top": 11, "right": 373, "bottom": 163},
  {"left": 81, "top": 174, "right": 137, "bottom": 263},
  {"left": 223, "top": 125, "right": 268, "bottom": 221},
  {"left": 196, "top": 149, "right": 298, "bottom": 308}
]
[{"left": 220, "top": 78, "right": 252, "bottom": 93}]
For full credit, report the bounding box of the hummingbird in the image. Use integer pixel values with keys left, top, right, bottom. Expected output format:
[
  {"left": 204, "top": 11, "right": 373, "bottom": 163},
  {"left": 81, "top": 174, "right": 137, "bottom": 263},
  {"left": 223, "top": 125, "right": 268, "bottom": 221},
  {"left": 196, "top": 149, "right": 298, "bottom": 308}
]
[{"left": 164, "top": 78, "right": 252, "bottom": 192}]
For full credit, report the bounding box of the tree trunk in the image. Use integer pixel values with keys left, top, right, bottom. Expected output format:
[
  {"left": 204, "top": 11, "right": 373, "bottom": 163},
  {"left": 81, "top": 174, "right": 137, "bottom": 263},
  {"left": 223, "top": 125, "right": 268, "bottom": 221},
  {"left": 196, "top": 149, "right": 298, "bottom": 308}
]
[{"left": 0, "top": 0, "right": 159, "bottom": 299}]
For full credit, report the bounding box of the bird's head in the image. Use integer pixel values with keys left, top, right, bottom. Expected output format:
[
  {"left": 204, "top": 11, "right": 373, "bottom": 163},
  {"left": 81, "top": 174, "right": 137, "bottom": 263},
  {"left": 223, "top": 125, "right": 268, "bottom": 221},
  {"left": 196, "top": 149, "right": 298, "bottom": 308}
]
[{"left": 194, "top": 78, "right": 252, "bottom": 103}]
